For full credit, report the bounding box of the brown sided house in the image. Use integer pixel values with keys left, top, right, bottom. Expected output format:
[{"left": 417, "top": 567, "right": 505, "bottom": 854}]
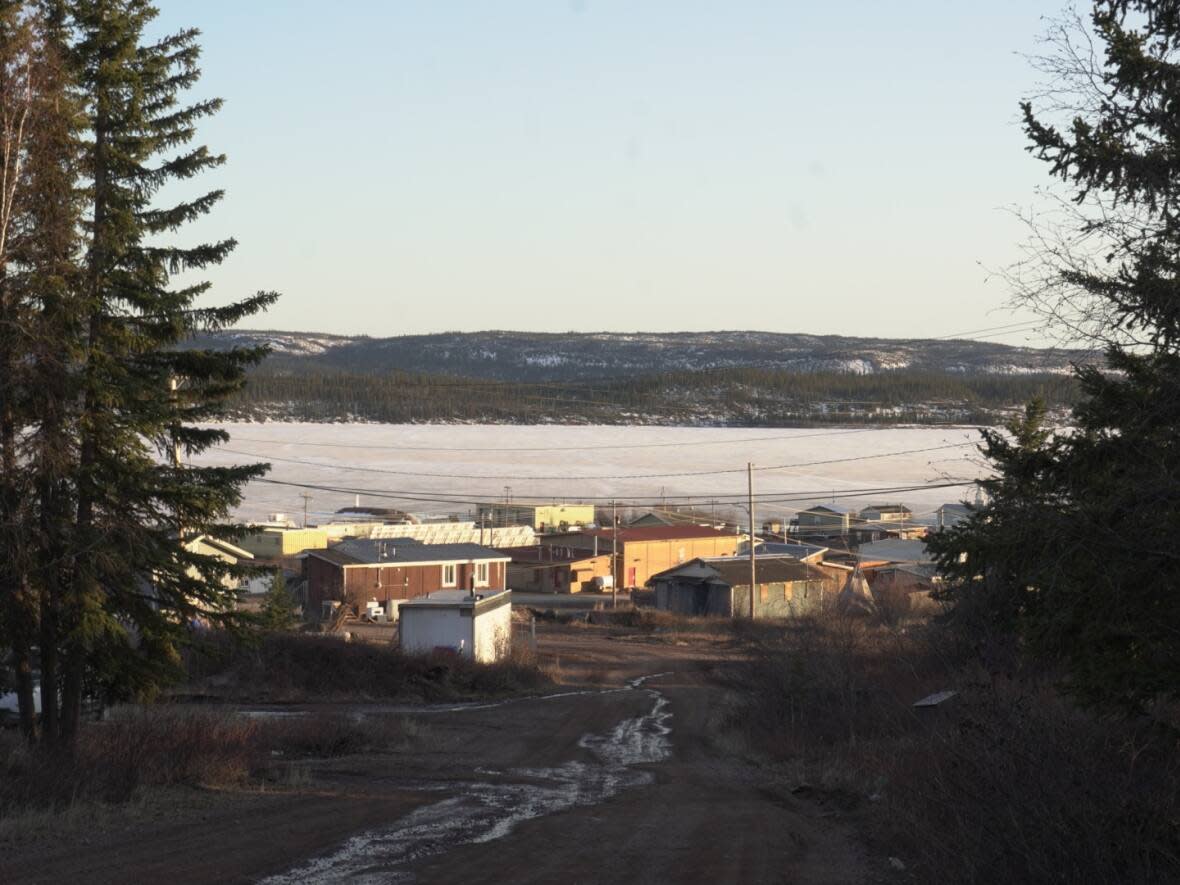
[
  {"left": 503, "top": 546, "right": 612, "bottom": 594},
  {"left": 304, "top": 539, "right": 509, "bottom": 618},
  {"left": 540, "top": 525, "right": 741, "bottom": 590}
]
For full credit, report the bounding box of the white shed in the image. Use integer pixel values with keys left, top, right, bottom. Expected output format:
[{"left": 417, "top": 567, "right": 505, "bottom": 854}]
[{"left": 398, "top": 589, "right": 512, "bottom": 663}]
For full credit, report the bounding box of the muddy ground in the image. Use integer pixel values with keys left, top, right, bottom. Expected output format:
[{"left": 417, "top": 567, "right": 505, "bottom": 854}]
[{"left": 0, "top": 624, "right": 868, "bottom": 885}]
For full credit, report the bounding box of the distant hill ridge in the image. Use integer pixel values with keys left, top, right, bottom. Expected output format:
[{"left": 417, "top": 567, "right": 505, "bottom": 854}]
[{"left": 193, "top": 329, "right": 1083, "bottom": 382}]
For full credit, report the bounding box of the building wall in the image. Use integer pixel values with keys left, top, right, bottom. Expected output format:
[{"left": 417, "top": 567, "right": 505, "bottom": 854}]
[
  {"left": 533, "top": 505, "right": 595, "bottom": 532},
  {"left": 472, "top": 601, "right": 513, "bottom": 662},
  {"left": 305, "top": 559, "right": 506, "bottom": 613},
  {"left": 797, "top": 510, "right": 850, "bottom": 531},
  {"left": 732, "top": 579, "right": 826, "bottom": 619},
  {"left": 479, "top": 504, "right": 595, "bottom": 531},
  {"left": 654, "top": 581, "right": 733, "bottom": 617},
  {"left": 623, "top": 536, "right": 739, "bottom": 588},
  {"left": 507, "top": 554, "right": 612, "bottom": 593},
  {"left": 400, "top": 599, "right": 512, "bottom": 662},
  {"left": 239, "top": 528, "right": 329, "bottom": 559},
  {"left": 400, "top": 607, "right": 472, "bottom": 656},
  {"left": 655, "top": 579, "right": 825, "bottom": 619}
]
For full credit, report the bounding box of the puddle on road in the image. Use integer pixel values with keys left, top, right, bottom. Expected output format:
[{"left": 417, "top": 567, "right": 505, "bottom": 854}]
[{"left": 257, "top": 677, "right": 673, "bottom": 885}]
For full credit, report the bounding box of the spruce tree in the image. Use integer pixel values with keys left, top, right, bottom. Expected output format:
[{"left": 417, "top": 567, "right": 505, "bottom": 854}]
[
  {"left": 0, "top": 0, "right": 43, "bottom": 741},
  {"left": 40, "top": 0, "right": 277, "bottom": 741},
  {"left": 932, "top": 2, "right": 1180, "bottom": 711},
  {"left": 260, "top": 571, "right": 299, "bottom": 632}
]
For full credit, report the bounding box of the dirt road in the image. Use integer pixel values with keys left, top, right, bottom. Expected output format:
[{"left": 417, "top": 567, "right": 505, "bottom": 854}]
[{"left": 1, "top": 626, "right": 867, "bottom": 884}]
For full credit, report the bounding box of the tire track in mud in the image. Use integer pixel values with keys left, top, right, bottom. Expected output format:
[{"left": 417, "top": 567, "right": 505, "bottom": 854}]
[{"left": 258, "top": 675, "right": 673, "bottom": 885}]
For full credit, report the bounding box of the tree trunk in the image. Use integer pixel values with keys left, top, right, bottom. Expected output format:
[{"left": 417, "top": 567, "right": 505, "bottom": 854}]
[{"left": 11, "top": 632, "right": 37, "bottom": 742}]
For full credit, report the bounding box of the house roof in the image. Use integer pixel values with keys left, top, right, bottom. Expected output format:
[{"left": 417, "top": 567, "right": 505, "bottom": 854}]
[
  {"left": 799, "top": 504, "right": 858, "bottom": 516},
  {"left": 310, "top": 540, "right": 510, "bottom": 567},
  {"left": 650, "top": 556, "right": 826, "bottom": 587},
  {"left": 860, "top": 503, "right": 912, "bottom": 515},
  {"left": 938, "top": 502, "right": 972, "bottom": 513},
  {"left": 752, "top": 541, "right": 829, "bottom": 560},
  {"left": 501, "top": 545, "right": 602, "bottom": 565},
  {"left": 629, "top": 509, "right": 724, "bottom": 528},
  {"left": 307, "top": 547, "right": 364, "bottom": 567},
  {"left": 856, "top": 539, "right": 932, "bottom": 564},
  {"left": 572, "top": 525, "right": 738, "bottom": 543},
  {"left": 399, "top": 588, "right": 512, "bottom": 613},
  {"left": 186, "top": 535, "right": 254, "bottom": 561}
]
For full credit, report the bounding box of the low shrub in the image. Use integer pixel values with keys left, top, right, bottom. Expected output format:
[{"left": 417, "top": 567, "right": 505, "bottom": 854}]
[
  {"left": 726, "top": 613, "right": 1180, "bottom": 883},
  {"left": 0, "top": 709, "right": 262, "bottom": 810},
  {"left": 182, "top": 631, "right": 551, "bottom": 703},
  {"left": 0, "top": 708, "right": 421, "bottom": 815}
]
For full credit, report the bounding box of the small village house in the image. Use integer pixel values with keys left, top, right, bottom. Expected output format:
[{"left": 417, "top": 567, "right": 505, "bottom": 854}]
[
  {"left": 795, "top": 504, "right": 860, "bottom": 535},
  {"left": 304, "top": 539, "right": 509, "bottom": 618},
  {"left": 540, "top": 525, "right": 740, "bottom": 589},
  {"left": 504, "top": 546, "right": 612, "bottom": 593},
  {"left": 398, "top": 589, "right": 513, "bottom": 663},
  {"left": 650, "top": 556, "right": 828, "bottom": 619},
  {"left": 858, "top": 503, "right": 913, "bottom": 524}
]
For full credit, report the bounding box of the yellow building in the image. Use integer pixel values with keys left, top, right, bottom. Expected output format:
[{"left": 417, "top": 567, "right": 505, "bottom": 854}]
[
  {"left": 542, "top": 526, "right": 741, "bottom": 589},
  {"left": 238, "top": 527, "right": 329, "bottom": 559},
  {"left": 478, "top": 503, "right": 596, "bottom": 533}
]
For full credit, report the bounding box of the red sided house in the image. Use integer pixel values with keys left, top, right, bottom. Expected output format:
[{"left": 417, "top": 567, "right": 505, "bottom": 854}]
[{"left": 304, "top": 539, "right": 509, "bottom": 618}]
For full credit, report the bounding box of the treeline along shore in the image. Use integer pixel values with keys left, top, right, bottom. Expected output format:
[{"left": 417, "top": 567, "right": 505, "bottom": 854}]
[{"left": 229, "top": 367, "right": 1078, "bottom": 425}]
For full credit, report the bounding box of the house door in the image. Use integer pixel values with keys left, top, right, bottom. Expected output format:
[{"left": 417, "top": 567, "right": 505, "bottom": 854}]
[{"left": 627, "top": 567, "right": 637, "bottom": 588}]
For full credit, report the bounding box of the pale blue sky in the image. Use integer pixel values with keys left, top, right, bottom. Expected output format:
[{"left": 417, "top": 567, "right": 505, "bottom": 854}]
[{"left": 153, "top": 1, "right": 1065, "bottom": 344}]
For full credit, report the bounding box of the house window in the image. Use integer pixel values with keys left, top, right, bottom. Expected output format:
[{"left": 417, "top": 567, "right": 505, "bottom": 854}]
[
  {"left": 475, "top": 561, "right": 490, "bottom": 587},
  {"left": 442, "top": 564, "right": 457, "bottom": 587}
]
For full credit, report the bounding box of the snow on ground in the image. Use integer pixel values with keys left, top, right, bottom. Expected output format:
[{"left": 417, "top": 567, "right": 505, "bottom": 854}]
[{"left": 192, "top": 424, "right": 991, "bottom": 525}]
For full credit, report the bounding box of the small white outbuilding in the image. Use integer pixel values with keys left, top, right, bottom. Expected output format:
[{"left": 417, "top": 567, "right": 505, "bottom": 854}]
[{"left": 398, "top": 589, "right": 512, "bottom": 663}]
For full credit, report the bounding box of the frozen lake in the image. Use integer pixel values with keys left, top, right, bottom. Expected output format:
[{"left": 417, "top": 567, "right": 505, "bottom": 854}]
[{"left": 193, "top": 423, "right": 992, "bottom": 526}]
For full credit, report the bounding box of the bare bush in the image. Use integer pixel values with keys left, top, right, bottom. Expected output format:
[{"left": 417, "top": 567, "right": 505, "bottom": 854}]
[
  {"left": 181, "top": 631, "right": 551, "bottom": 703},
  {"left": 726, "top": 613, "right": 1180, "bottom": 883}
]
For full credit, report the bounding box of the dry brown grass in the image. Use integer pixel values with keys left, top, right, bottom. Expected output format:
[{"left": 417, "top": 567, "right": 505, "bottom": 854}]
[
  {"left": 181, "top": 631, "right": 551, "bottom": 704},
  {"left": 0, "top": 707, "right": 427, "bottom": 818},
  {"left": 726, "top": 613, "right": 1180, "bottom": 884}
]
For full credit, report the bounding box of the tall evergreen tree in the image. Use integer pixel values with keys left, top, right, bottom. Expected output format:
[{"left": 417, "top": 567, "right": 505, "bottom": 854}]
[
  {"left": 0, "top": 0, "right": 44, "bottom": 741},
  {"left": 36, "top": 0, "right": 278, "bottom": 742},
  {"left": 931, "top": 1, "right": 1180, "bottom": 712}
]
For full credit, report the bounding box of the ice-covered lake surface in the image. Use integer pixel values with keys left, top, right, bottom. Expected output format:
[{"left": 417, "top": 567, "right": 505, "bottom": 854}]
[{"left": 193, "top": 423, "right": 991, "bottom": 525}]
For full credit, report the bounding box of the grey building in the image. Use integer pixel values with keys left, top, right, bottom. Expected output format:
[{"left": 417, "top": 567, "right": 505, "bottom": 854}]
[
  {"left": 796, "top": 504, "right": 860, "bottom": 534},
  {"left": 650, "top": 556, "right": 828, "bottom": 619}
]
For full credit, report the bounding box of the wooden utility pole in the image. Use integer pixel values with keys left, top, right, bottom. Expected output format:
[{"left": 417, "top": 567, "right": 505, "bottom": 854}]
[
  {"left": 748, "top": 462, "right": 756, "bottom": 620},
  {"left": 611, "top": 499, "right": 619, "bottom": 608},
  {"left": 299, "top": 493, "right": 312, "bottom": 528},
  {"left": 168, "top": 376, "right": 182, "bottom": 469}
]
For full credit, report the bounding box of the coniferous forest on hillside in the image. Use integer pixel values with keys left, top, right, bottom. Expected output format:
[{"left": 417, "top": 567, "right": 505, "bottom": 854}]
[{"left": 228, "top": 366, "right": 1078, "bottom": 425}]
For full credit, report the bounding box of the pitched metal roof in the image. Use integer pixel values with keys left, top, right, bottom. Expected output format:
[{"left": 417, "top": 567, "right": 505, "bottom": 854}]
[
  {"left": 753, "top": 541, "right": 829, "bottom": 560},
  {"left": 574, "top": 525, "right": 738, "bottom": 543},
  {"left": 860, "top": 503, "right": 913, "bottom": 514},
  {"left": 856, "top": 539, "right": 932, "bottom": 564},
  {"left": 501, "top": 545, "right": 602, "bottom": 564},
  {"left": 651, "top": 556, "right": 826, "bottom": 586},
  {"left": 799, "top": 503, "right": 858, "bottom": 515},
  {"left": 311, "top": 540, "right": 510, "bottom": 567}
]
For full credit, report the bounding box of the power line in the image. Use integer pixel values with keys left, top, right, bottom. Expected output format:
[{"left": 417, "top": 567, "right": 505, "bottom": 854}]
[
  {"left": 224, "top": 425, "right": 898, "bottom": 453},
  {"left": 249, "top": 476, "right": 979, "bottom": 507},
  {"left": 211, "top": 440, "right": 980, "bottom": 483}
]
